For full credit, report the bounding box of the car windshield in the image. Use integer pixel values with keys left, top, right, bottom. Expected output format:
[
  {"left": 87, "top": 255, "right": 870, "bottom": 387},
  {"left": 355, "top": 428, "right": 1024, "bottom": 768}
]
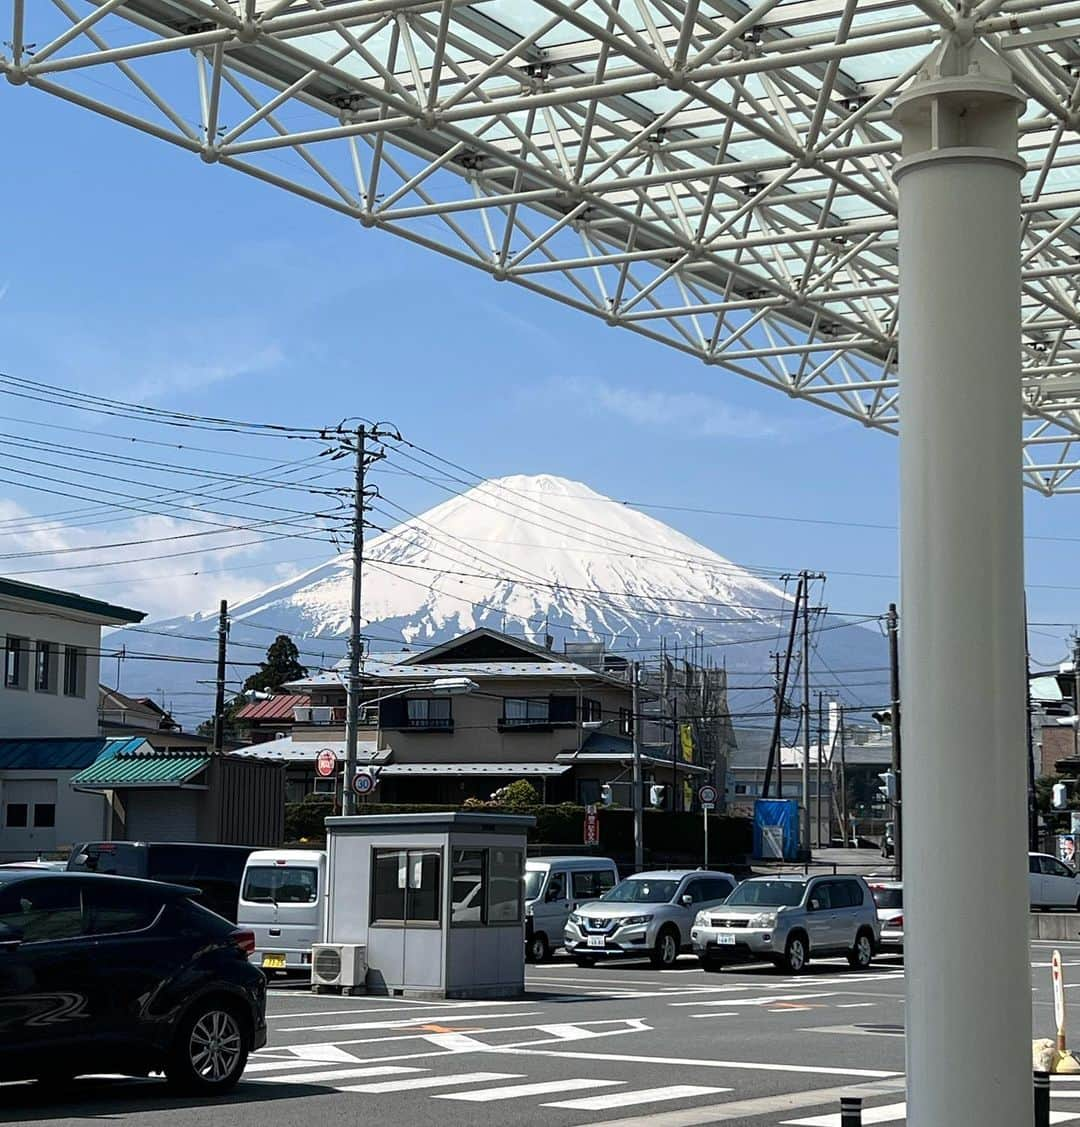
[
  {"left": 523, "top": 870, "right": 545, "bottom": 901},
  {"left": 725, "top": 880, "right": 806, "bottom": 908},
  {"left": 242, "top": 866, "right": 318, "bottom": 904},
  {"left": 600, "top": 878, "right": 678, "bottom": 903},
  {"left": 871, "top": 887, "right": 903, "bottom": 910}
]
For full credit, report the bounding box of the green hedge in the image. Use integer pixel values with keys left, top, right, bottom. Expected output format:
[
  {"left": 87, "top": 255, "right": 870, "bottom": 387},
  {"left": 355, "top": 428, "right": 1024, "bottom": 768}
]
[{"left": 283, "top": 797, "right": 751, "bottom": 865}]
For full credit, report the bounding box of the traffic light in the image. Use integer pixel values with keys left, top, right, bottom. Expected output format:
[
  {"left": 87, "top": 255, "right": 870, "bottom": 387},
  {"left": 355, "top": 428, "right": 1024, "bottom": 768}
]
[
  {"left": 877, "top": 770, "right": 898, "bottom": 804},
  {"left": 1053, "top": 782, "right": 1069, "bottom": 809},
  {"left": 600, "top": 783, "right": 614, "bottom": 807},
  {"left": 872, "top": 710, "right": 894, "bottom": 727},
  {"left": 649, "top": 784, "right": 665, "bottom": 808}
]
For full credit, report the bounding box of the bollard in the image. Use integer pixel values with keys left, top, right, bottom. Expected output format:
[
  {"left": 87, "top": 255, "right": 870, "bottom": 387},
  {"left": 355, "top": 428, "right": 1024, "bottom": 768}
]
[
  {"left": 840, "top": 1095, "right": 862, "bottom": 1127},
  {"left": 1034, "top": 1071, "right": 1051, "bottom": 1127}
]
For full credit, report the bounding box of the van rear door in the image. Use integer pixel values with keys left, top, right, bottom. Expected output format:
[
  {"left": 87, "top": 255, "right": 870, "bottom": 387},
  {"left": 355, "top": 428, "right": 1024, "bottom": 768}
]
[{"left": 240, "top": 856, "right": 324, "bottom": 971}]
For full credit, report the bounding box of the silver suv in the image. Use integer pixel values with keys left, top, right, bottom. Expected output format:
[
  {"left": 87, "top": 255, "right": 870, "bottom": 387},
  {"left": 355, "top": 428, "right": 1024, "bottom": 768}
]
[
  {"left": 690, "top": 873, "right": 880, "bottom": 974},
  {"left": 564, "top": 869, "right": 736, "bottom": 969}
]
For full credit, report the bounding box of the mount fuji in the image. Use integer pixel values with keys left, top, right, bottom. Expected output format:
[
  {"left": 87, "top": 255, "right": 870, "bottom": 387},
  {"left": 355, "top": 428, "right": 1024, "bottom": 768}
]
[{"left": 106, "top": 474, "right": 888, "bottom": 725}]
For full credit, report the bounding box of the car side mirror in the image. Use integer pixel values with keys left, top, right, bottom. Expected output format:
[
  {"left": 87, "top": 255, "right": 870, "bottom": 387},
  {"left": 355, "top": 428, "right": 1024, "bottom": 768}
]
[
  {"left": 681, "top": 894, "right": 693, "bottom": 906},
  {"left": 0, "top": 922, "right": 24, "bottom": 948}
]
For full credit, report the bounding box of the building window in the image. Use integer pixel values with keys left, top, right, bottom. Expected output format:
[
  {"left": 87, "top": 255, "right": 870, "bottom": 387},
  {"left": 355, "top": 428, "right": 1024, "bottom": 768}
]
[
  {"left": 371, "top": 848, "right": 441, "bottom": 925},
  {"left": 312, "top": 778, "right": 336, "bottom": 795},
  {"left": 451, "top": 849, "right": 485, "bottom": 926},
  {"left": 581, "top": 698, "right": 602, "bottom": 724},
  {"left": 35, "top": 641, "right": 55, "bottom": 693},
  {"left": 32, "top": 804, "right": 55, "bottom": 829},
  {"left": 4, "top": 636, "right": 28, "bottom": 690},
  {"left": 405, "top": 698, "right": 452, "bottom": 730},
  {"left": 63, "top": 646, "right": 86, "bottom": 698},
  {"left": 503, "top": 698, "right": 549, "bottom": 727},
  {"left": 5, "top": 804, "right": 27, "bottom": 828},
  {"left": 486, "top": 848, "right": 523, "bottom": 923},
  {"left": 619, "top": 707, "right": 634, "bottom": 736},
  {"left": 734, "top": 784, "right": 748, "bottom": 795}
]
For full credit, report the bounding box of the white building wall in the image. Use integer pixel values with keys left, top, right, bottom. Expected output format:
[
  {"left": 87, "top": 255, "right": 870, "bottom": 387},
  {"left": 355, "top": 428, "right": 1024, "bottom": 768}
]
[
  {"left": 0, "top": 770, "right": 110, "bottom": 860},
  {"left": 0, "top": 605, "right": 102, "bottom": 738}
]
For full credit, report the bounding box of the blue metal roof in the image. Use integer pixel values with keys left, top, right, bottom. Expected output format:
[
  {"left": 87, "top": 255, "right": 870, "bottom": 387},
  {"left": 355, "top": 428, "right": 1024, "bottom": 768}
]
[{"left": 0, "top": 736, "right": 149, "bottom": 771}]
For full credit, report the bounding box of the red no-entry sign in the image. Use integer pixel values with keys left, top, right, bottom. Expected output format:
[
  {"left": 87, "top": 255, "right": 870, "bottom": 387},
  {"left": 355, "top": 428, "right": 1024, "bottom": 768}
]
[{"left": 315, "top": 749, "right": 337, "bottom": 778}]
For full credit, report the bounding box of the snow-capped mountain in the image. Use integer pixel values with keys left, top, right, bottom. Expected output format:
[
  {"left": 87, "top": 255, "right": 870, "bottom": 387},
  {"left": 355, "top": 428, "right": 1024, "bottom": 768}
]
[{"left": 106, "top": 474, "right": 887, "bottom": 723}]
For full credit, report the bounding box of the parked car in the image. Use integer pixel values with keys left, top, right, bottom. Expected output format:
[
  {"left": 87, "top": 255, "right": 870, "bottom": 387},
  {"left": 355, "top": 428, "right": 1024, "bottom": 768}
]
[
  {"left": 0, "top": 860, "right": 67, "bottom": 871},
  {"left": 690, "top": 873, "right": 879, "bottom": 973},
  {"left": 869, "top": 880, "right": 904, "bottom": 953},
  {"left": 0, "top": 871, "right": 266, "bottom": 1091},
  {"left": 238, "top": 848, "right": 326, "bottom": 974},
  {"left": 1029, "top": 852, "right": 1080, "bottom": 910},
  {"left": 564, "top": 869, "right": 736, "bottom": 968},
  {"left": 524, "top": 856, "right": 619, "bottom": 962},
  {"left": 67, "top": 841, "right": 262, "bottom": 922}
]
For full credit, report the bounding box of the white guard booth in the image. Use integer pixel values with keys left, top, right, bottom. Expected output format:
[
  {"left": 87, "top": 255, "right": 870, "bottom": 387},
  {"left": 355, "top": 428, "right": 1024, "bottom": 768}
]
[{"left": 324, "top": 811, "right": 535, "bottom": 999}]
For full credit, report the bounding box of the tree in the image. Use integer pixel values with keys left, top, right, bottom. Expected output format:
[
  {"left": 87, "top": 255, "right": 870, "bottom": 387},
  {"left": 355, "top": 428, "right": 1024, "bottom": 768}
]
[{"left": 242, "top": 635, "right": 308, "bottom": 694}]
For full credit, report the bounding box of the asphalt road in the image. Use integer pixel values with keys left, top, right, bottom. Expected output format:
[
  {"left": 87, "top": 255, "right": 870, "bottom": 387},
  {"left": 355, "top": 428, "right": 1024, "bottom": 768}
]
[{"left": 2, "top": 941, "right": 1078, "bottom": 1127}]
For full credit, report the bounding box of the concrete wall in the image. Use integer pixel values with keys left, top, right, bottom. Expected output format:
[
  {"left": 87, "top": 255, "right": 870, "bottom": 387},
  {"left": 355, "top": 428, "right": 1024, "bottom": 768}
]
[
  {"left": 1030, "top": 912, "right": 1080, "bottom": 941},
  {"left": 0, "top": 770, "right": 110, "bottom": 860},
  {"left": 0, "top": 604, "right": 102, "bottom": 738}
]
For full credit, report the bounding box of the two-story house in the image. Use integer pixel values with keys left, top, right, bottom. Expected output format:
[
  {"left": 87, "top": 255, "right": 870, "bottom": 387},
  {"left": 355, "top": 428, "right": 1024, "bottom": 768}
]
[
  {"left": 0, "top": 577, "right": 145, "bottom": 859},
  {"left": 234, "top": 628, "right": 711, "bottom": 806}
]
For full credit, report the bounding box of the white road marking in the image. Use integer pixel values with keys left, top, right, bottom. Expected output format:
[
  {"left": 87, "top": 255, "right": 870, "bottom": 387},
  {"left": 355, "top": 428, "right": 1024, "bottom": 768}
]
[
  {"left": 284, "top": 1044, "right": 360, "bottom": 1062},
  {"left": 783, "top": 1102, "right": 908, "bottom": 1125},
  {"left": 798, "top": 1024, "right": 903, "bottom": 1038},
  {"left": 691, "top": 1012, "right": 739, "bottom": 1019},
  {"left": 491, "top": 1047, "right": 900, "bottom": 1078},
  {"left": 276, "top": 1010, "right": 543, "bottom": 1032},
  {"left": 255, "top": 1065, "right": 424, "bottom": 1085},
  {"left": 434, "top": 1078, "right": 624, "bottom": 1102},
  {"left": 340, "top": 1072, "right": 523, "bottom": 1094},
  {"left": 544, "top": 1085, "right": 728, "bottom": 1111},
  {"left": 837, "top": 1003, "right": 877, "bottom": 1009},
  {"left": 675, "top": 993, "right": 840, "bottom": 1008}
]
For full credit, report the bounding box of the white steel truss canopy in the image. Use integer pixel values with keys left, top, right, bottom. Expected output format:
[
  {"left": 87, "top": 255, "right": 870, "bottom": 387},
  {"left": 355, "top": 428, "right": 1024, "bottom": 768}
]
[{"left": 4, "top": 1, "right": 1080, "bottom": 490}]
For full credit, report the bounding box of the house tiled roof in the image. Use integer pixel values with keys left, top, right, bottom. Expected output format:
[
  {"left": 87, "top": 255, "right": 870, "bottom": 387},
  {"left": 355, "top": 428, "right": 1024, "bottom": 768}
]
[
  {"left": 236, "top": 694, "right": 305, "bottom": 722},
  {"left": 0, "top": 736, "right": 149, "bottom": 771}
]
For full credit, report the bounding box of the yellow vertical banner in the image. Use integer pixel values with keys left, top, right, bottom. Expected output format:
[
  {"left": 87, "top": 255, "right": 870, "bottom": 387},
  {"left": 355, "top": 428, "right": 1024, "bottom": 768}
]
[{"left": 680, "top": 723, "right": 694, "bottom": 762}]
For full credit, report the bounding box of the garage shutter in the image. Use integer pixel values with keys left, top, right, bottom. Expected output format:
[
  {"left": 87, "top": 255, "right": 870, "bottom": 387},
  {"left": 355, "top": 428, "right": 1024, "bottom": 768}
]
[{"left": 123, "top": 791, "right": 200, "bottom": 841}]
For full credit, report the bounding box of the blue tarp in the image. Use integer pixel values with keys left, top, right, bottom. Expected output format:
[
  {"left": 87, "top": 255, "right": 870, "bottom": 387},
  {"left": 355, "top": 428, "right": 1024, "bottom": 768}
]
[{"left": 753, "top": 799, "right": 800, "bottom": 860}]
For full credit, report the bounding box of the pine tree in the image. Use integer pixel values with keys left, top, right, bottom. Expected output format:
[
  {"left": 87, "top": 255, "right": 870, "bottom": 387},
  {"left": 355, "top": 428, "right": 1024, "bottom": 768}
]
[{"left": 243, "top": 635, "right": 308, "bottom": 693}]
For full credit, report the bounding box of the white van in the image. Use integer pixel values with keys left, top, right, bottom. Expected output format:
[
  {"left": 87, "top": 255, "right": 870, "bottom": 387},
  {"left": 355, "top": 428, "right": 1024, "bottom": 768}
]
[
  {"left": 238, "top": 849, "right": 327, "bottom": 973},
  {"left": 524, "top": 856, "right": 619, "bottom": 962}
]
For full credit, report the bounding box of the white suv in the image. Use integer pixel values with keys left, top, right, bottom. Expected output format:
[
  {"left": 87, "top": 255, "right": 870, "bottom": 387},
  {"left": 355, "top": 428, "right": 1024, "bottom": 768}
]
[{"left": 691, "top": 874, "right": 880, "bottom": 974}]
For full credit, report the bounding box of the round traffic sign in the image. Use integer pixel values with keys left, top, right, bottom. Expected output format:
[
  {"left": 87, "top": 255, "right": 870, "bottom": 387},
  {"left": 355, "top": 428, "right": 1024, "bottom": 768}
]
[
  {"left": 315, "top": 749, "right": 337, "bottom": 778},
  {"left": 698, "top": 784, "right": 719, "bottom": 806},
  {"left": 351, "top": 769, "right": 377, "bottom": 796}
]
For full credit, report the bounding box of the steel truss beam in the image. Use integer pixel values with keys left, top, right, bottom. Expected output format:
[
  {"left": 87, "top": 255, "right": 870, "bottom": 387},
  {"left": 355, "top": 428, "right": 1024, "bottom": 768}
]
[{"left": 4, "top": 0, "right": 1080, "bottom": 490}]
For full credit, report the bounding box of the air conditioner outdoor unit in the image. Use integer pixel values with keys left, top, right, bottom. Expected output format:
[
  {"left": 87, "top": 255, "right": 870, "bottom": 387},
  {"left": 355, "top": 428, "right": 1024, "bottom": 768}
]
[{"left": 311, "top": 943, "right": 367, "bottom": 995}]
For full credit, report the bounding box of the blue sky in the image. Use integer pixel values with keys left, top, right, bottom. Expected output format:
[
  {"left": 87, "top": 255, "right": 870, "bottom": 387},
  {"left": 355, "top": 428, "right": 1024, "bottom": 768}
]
[{"left": 0, "top": 83, "right": 1077, "bottom": 672}]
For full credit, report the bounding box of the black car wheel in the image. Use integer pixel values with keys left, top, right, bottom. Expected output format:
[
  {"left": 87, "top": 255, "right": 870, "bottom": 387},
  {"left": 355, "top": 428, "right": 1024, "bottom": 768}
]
[
  {"left": 650, "top": 927, "right": 680, "bottom": 969},
  {"left": 781, "top": 933, "right": 808, "bottom": 974},
  {"left": 847, "top": 930, "right": 874, "bottom": 970},
  {"left": 527, "top": 932, "right": 550, "bottom": 963},
  {"left": 167, "top": 1001, "right": 249, "bottom": 1094}
]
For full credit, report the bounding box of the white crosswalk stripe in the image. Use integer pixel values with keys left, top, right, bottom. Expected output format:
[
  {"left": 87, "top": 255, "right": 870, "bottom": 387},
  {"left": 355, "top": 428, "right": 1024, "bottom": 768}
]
[
  {"left": 255, "top": 1066, "right": 425, "bottom": 1085},
  {"left": 340, "top": 1072, "right": 523, "bottom": 1094},
  {"left": 433, "top": 1078, "right": 624, "bottom": 1102},
  {"left": 543, "top": 1085, "right": 730, "bottom": 1111}
]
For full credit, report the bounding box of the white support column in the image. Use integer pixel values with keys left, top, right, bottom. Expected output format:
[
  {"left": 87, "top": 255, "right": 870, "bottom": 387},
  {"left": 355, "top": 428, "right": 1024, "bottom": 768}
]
[{"left": 893, "top": 39, "right": 1029, "bottom": 1127}]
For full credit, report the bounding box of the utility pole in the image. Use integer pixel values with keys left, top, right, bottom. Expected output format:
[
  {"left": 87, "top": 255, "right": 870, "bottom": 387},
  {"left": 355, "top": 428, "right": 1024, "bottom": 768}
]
[
  {"left": 772, "top": 651, "right": 784, "bottom": 799},
  {"left": 632, "top": 660, "right": 643, "bottom": 872},
  {"left": 817, "top": 691, "right": 825, "bottom": 847},
  {"left": 762, "top": 576, "right": 804, "bottom": 799},
  {"left": 801, "top": 572, "right": 812, "bottom": 855},
  {"left": 212, "top": 599, "right": 228, "bottom": 754},
  {"left": 1073, "top": 632, "right": 1080, "bottom": 763},
  {"left": 887, "top": 603, "right": 903, "bottom": 879},
  {"left": 1026, "top": 599, "right": 1038, "bottom": 851},
  {"left": 343, "top": 425, "right": 367, "bottom": 817},
  {"left": 838, "top": 705, "right": 849, "bottom": 847}
]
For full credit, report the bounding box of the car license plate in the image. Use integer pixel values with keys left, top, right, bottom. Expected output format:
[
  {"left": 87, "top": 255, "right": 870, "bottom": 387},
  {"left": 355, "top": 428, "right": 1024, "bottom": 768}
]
[
  {"left": 587, "top": 935, "right": 606, "bottom": 948},
  {"left": 262, "top": 952, "right": 287, "bottom": 969},
  {"left": 716, "top": 933, "right": 736, "bottom": 946}
]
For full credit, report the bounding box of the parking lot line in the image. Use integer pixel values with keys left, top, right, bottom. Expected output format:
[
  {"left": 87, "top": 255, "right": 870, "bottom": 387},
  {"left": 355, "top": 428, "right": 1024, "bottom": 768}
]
[
  {"left": 543, "top": 1085, "right": 729, "bottom": 1111},
  {"left": 433, "top": 1078, "right": 623, "bottom": 1102}
]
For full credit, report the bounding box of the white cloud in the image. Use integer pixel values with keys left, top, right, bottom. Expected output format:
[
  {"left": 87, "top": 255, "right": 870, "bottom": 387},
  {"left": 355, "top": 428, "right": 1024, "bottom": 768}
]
[
  {"left": 550, "top": 377, "right": 783, "bottom": 440},
  {"left": 0, "top": 499, "right": 282, "bottom": 621}
]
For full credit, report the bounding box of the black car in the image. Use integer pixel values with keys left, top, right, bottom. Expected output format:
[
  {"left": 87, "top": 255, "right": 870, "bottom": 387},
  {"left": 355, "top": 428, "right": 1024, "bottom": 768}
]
[{"left": 0, "top": 871, "right": 266, "bottom": 1092}]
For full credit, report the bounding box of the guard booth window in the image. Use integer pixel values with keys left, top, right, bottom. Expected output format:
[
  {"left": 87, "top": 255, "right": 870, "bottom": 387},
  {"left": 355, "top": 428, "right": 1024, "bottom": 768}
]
[
  {"left": 450, "top": 848, "right": 523, "bottom": 925},
  {"left": 372, "top": 848, "right": 441, "bottom": 925}
]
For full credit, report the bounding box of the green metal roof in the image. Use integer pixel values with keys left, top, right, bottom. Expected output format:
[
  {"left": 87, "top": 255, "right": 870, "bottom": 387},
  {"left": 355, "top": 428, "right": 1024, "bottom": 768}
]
[
  {"left": 0, "top": 736, "right": 149, "bottom": 771},
  {"left": 72, "top": 749, "right": 211, "bottom": 789},
  {"left": 0, "top": 577, "right": 144, "bottom": 624}
]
